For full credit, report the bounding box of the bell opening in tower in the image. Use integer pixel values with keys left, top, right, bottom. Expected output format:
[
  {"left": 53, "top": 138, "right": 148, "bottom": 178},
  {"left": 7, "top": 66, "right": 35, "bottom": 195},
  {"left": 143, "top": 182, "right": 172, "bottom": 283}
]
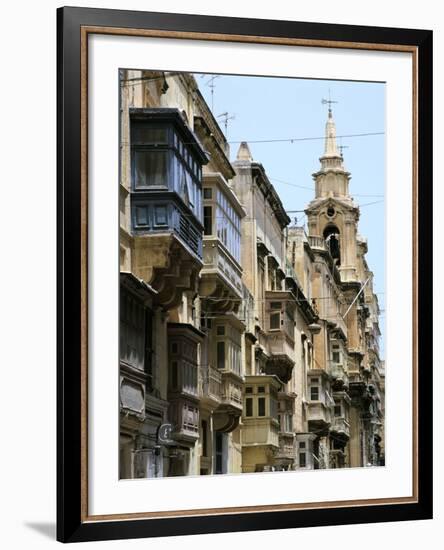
[{"left": 323, "top": 225, "right": 341, "bottom": 266}]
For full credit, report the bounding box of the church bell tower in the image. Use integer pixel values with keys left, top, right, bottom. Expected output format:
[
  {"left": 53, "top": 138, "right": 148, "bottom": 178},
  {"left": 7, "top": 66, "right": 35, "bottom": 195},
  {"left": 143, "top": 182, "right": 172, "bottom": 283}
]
[{"left": 305, "top": 102, "right": 360, "bottom": 283}]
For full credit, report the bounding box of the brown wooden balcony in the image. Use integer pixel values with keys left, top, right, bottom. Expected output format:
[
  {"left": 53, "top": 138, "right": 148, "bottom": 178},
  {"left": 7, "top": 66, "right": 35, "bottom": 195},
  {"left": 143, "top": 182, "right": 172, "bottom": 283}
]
[
  {"left": 168, "top": 398, "right": 200, "bottom": 443},
  {"left": 199, "top": 364, "right": 222, "bottom": 409}
]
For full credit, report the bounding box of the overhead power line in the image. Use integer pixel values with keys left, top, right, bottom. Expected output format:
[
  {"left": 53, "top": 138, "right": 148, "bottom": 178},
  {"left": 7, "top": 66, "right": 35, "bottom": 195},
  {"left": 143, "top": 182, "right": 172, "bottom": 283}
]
[{"left": 227, "top": 131, "right": 384, "bottom": 145}]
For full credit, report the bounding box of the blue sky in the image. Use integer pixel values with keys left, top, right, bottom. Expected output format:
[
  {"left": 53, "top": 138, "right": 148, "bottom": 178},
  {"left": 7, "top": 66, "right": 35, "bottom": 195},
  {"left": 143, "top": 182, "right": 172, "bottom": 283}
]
[{"left": 197, "top": 74, "right": 385, "bottom": 356}]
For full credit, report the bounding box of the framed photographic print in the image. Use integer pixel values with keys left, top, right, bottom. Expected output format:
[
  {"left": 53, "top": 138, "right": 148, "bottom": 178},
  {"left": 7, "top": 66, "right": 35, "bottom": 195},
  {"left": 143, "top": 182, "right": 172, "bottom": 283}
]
[{"left": 57, "top": 6, "right": 433, "bottom": 543}]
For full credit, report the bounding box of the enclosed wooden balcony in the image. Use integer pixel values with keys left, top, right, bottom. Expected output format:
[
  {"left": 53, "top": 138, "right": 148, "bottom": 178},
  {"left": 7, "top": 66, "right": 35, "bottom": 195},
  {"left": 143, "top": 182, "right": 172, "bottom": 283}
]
[
  {"left": 306, "top": 401, "right": 331, "bottom": 430},
  {"left": 213, "top": 372, "right": 244, "bottom": 433},
  {"left": 242, "top": 375, "right": 281, "bottom": 450},
  {"left": 263, "top": 291, "right": 296, "bottom": 383},
  {"left": 201, "top": 237, "right": 243, "bottom": 305},
  {"left": 167, "top": 323, "right": 204, "bottom": 442},
  {"left": 275, "top": 433, "right": 296, "bottom": 467},
  {"left": 329, "top": 361, "right": 349, "bottom": 390},
  {"left": 168, "top": 398, "right": 200, "bottom": 443},
  {"left": 199, "top": 364, "right": 222, "bottom": 409},
  {"left": 200, "top": 172, "right": 245, "bottom": 311},
  {"left": 330, "top": 416, "right": 350, "bottom": 439},
  {"left": 128, "top": 108, "right": 208, "bottom": 310}
]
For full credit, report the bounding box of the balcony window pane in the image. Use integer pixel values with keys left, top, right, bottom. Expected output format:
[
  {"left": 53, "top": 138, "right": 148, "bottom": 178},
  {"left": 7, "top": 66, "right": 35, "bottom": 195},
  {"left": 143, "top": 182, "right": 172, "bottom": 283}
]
[
  {"left": 310, "top": 386, "right": 319, "bottom": 401},
  {"left": 299, "top": 452, "right": 307, "bottom": 467},
  {"left": 132, "top": 126, "right": 168, "bottom": 144},
  {"left": 203, "top": 188, "right": 212, "bottom": 199},
  {"left": 258, "top": 397, "right": 266, "bottom": 417},
  {"left": 245, "top": 397, "right": 253, "bottom": 417},
  {"left": 203, "top": 206, "right": 212, "bottom": 235},
  {"left": 134, "top": 150, "right": 168, "bottom": 188},
  {"left": 202, "top": 420, "right": 208, "bottom": 457},
  {"left": 120, "top": 289, "right": 146, "bottom": 370},
  {"left": 270, "top": 312, "right": 280, "bottom": 330},
  {"left": 217, "top": 342, "right": 225, "bottom": 369}
]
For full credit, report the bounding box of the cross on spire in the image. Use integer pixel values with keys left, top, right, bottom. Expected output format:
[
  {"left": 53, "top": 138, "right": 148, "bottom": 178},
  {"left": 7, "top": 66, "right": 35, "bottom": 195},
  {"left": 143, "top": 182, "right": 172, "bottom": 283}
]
[{"left": 321, "top": 90, "right": 338, "bottom": 115}]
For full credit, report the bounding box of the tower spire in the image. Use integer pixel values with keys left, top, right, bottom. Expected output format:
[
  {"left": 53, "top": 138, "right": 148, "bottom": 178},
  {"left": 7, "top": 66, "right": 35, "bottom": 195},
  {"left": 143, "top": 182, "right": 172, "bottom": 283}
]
[
  {"left": 321, "top": 94, "right": 340, "bottom": 158},
  {"left": 311, "top": 97, "right": 351, "bottom": 200}
]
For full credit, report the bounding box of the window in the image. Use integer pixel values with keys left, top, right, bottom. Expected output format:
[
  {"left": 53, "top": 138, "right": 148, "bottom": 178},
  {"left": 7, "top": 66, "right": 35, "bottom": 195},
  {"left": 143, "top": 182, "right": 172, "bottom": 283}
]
[
  {"left": 145, "top": 309, "right": 154, "bottom": 390},
  {"left": 201, "top": 420, "right": 208, "bottom": 457},
  {"left": 258, "top": 386, "right": 265, "bottom": 393},
  {"left": 120, "top": 289, "right": 146, "bottom": 370},
  {"left": 258, "top": 397, "right": 266, "bottom": 416},
  {"left": 215, "top": 195, "right": 241, "bottom": 263},
  {"left": 299, "top": 441, "right": 306, "bottom": 449},
  {"left": 217, "top": 342, "right": 225, "bottom": 369},
  {"left": 245, "top": 397, "right": 253, "bottom": 417},
  {"left": 203, "top": 206, "right": 212, "bottom": 235},
  {"left": 310, "top": 386, "right": 319, "bottom": 401},
  {"left": 216, "top": 325, "right": 225, "bottom": 336},
  {"left": 132, "top": 126, "right": 168, "bottom": 144},
  {"left": 245, "top": 387, "right": 253, "bottom": 394},
  {"left": 134, "top": 150, "right": 169, "bottom": 188},
  {"left": 203, "top": 187, "right": 212, "bottom": 199},
  {"left": 215, "top": 433, "right": 225, "bottom": 474},
  {"left": 299, "top": 452, "right": 307, "bottom": 467},
  {"left": 280, "top": 413, "right": 292, "bottom": 433},
  {"left": 171, "top": 361, "right": 178, "bottom": 389},
  {"left": 332, "top": 350, "right": 341, "bottom": 363},
  {"left": 270, "top": 312, "right": 281, "bottom": 330},
  {"left": 334, "top": 405, "right": 342, "bottom": 417}
]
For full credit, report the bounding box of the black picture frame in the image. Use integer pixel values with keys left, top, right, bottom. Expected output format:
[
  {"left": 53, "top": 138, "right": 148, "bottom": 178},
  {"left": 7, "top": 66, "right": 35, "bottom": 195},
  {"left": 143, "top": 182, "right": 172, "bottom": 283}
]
[{"left": 57, "top": 6, "right": 433, "bottom": 543}]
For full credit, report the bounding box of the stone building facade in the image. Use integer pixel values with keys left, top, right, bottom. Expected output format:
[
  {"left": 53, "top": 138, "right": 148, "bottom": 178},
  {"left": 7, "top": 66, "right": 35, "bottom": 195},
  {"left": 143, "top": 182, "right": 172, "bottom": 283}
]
[{"left": 118, "top": 71, "right": 385, "bottom": 478}]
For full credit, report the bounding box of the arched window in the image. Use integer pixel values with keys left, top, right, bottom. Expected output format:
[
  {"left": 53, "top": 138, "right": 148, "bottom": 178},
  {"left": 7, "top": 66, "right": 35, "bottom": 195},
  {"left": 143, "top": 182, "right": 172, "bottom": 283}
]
[{"left": 323, "top": 225, "right": 341, "bottom": 266}]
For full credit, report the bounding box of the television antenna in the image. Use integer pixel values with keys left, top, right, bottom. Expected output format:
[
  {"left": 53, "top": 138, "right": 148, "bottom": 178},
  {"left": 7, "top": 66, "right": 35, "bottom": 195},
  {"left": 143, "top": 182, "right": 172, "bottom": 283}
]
[
  {"left": 205, "top": 75, "right": 220, "bottom": 112},
  {"left": 217, "top": 112, "right": 236, "bottom": 137}
]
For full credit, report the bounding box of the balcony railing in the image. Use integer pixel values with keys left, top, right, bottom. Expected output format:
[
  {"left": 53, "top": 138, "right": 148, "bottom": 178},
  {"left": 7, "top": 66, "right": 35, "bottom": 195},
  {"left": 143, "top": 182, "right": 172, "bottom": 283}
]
[
  {"left": 199, "top": 364, "right": 222, "bottom": 405},
  {"left": 132, "top": 192, "right": 203, "bottom": 258},
  {"left": 202, "top": 237, "right": 243, "bottom": 296},
  {"left": 220, "top": 375, "right": 243, "bottom": 411},
  {"left": 308, "top": 235, "right": 327, "bottom": 251},
  {"left": 276, "top": 434, "right": 295, "bottom": 460}
]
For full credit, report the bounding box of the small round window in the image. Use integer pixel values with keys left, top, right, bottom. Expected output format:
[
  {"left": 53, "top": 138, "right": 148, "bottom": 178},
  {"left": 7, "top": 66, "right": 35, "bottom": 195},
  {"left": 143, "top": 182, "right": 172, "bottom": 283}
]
[{"left": 327, "top": 207, "right": 335, "bottom": 218}]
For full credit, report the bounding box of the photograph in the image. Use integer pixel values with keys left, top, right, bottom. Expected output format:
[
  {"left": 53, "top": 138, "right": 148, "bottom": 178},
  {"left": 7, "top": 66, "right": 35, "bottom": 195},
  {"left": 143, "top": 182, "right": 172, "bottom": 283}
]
[{"left": 118, "top": 69, "right": 386, "bottom": 479}]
